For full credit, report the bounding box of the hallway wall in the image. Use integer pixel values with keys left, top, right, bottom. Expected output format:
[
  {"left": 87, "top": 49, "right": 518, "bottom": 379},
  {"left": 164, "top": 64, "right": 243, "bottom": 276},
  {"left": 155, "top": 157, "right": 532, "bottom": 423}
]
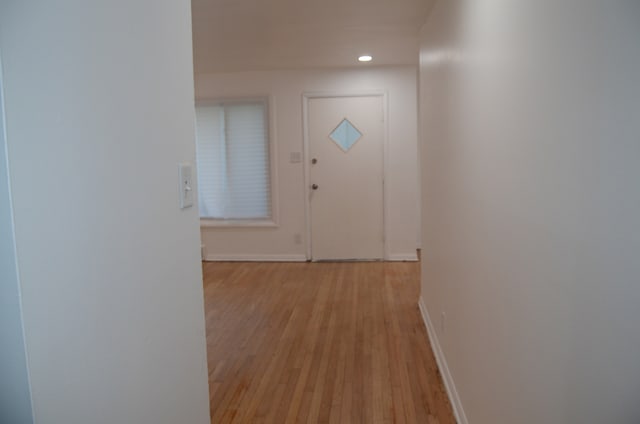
[
  {"left": 419, "top": 1, "right": 640, "bottom": 423},
  {"left": 0, "top": 1, "right": 210, "bottom": 423}
]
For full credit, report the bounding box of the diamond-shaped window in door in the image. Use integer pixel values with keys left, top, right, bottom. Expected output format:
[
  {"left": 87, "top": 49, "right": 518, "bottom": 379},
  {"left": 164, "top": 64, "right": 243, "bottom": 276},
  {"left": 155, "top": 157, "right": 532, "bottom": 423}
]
[{"left": 329, "top": 118, "right": 362, "bottom": 152}]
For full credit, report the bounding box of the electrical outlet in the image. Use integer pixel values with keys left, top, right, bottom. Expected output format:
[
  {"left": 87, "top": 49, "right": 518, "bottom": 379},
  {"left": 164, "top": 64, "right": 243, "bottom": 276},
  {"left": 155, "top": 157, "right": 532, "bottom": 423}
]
[
  {"left": 294, "top": 233, "right": 302, "bottom": 245},
  {"left": 440, "top": 311, "right": 446, "bottom": 334}
]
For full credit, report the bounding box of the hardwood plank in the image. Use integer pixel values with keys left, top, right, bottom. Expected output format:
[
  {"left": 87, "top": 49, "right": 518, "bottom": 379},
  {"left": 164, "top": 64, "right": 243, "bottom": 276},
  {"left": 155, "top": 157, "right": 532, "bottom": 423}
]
[{"left": 203, "top": 260, "right": 456, "bottom": 424}]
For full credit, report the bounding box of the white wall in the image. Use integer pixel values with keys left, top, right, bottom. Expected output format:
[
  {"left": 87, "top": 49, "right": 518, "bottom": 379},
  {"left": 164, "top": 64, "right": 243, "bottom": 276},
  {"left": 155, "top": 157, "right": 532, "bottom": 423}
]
[
  {"left": 196, "top": 66, "right": 420, "bottom": 261},
  {"left": 419, "top": 1, "right": 640, "bottom": 423},
  {"left": 0, "top": 56, "right": 33, "bottom": 424},
  {"left": 0, "top": 1, "right": 210, "bottom": 423}
]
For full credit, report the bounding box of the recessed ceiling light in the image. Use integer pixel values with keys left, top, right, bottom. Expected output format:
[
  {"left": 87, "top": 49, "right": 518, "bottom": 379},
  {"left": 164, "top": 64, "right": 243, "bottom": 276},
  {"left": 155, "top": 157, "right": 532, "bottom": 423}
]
[{"left": 358, "top": 55, "right": 373, "bottom": 62}]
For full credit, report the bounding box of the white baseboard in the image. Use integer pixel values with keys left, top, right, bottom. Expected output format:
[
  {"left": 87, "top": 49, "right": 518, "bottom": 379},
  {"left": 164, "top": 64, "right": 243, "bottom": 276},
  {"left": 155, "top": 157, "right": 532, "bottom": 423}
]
[
  {"left": 387, "top": 252, "right": 419, "bottom": 262},
  {"left": 205, "top": 253, "right": 420, "bottom": 262},
  {"left": 418, "top": 297, "right": 468, "bottom": 424},
  {"left": 203, "top": 253, "right": 307, "bottom": 262}
]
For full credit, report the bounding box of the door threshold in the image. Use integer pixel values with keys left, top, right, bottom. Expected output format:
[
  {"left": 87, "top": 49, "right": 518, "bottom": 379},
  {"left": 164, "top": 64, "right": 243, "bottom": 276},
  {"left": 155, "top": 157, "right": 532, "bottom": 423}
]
[{"left": 312, "top": 258, "right": 384, "bottom": 263}]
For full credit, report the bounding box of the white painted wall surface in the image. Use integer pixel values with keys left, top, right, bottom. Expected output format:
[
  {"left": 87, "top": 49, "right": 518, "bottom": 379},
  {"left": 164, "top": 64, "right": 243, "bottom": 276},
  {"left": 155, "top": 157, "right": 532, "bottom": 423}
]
[
  {"left": 196, "top": 67, "right": 419, "bottom": 261},
  {"left": 419, "top": 1, "right": 640, "bottom": 423},
  {"left": 0, "top": 1, "right": 210, "bottom": 423},
  {"left": 0, "top": 57, "right": 33, "bottom": 424}
]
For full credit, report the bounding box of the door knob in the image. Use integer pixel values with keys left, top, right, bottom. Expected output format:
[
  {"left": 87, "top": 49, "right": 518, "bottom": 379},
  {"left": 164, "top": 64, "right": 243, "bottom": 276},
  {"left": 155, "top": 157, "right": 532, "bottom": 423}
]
[
  {"left": 311, "top": 158, "right": 318, "bottom": 164},
  {"left": 312, "top": 184, "right": 319, "bottom": 190}
]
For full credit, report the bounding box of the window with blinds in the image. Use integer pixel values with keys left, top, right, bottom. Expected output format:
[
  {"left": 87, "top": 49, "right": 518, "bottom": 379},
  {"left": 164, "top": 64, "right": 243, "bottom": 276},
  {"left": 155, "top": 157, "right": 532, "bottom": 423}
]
[{"left": 195, "top": 99, "right": 272, "bottom": 221}]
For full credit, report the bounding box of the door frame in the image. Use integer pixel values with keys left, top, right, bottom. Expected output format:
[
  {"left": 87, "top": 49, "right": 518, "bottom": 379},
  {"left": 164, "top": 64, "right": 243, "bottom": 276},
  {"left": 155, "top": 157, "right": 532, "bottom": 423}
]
[{"left": 302, "top": 91, "right": 390, "bottom": 261}]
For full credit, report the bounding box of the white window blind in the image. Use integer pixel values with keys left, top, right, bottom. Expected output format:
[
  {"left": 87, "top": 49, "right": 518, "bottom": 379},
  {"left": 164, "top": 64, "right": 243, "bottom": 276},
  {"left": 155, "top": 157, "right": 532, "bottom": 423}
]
[{"left": 195, "top": 100, "right": 271, "bottom": 220}]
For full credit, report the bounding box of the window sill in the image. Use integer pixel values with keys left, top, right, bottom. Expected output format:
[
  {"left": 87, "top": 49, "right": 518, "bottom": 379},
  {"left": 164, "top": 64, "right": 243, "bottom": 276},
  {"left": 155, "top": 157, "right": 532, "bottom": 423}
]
[{"left": 200, "top": 218, "right": 278, "bottom": 229}]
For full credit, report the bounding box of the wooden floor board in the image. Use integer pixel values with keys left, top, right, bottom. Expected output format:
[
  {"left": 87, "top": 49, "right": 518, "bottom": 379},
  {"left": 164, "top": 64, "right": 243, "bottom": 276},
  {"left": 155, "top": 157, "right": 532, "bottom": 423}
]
[{"left": 203, "top": 261, "right": 456, "bottom": 424}]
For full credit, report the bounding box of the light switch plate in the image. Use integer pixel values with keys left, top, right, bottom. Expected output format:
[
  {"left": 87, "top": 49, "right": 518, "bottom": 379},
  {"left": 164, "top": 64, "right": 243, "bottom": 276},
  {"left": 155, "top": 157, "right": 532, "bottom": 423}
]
[
  {"left": 290, "top": 151, "right": 302, "bottom": 163},
  {"left": 179, "top": 163, "right": 193, "bottom": 209}
]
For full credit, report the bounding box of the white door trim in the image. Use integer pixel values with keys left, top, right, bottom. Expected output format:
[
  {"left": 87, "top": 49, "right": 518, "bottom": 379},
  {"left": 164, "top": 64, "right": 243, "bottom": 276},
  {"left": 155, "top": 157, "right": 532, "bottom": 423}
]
[{"left": 302, "top": 91, "right": 389, "bottom": 261}]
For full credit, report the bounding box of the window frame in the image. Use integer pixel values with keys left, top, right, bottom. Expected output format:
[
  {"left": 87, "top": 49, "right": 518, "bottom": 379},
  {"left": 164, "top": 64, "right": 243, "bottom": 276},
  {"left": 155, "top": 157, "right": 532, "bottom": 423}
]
[{"left": 195, "top": 96, "right": 278, "bottom": 228}]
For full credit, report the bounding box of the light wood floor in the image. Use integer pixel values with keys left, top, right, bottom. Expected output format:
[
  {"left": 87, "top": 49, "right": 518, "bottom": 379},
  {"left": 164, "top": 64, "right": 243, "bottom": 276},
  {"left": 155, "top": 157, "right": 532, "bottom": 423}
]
[{"left": 203, "top": 260, "right": 456, "bottom": 424}]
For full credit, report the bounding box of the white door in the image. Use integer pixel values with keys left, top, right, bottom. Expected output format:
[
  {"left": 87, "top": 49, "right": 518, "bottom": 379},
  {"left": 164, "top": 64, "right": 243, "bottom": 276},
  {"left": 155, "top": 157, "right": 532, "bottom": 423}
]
[{"left": 307, "top": 95, "right": 384, "bottom": 261}]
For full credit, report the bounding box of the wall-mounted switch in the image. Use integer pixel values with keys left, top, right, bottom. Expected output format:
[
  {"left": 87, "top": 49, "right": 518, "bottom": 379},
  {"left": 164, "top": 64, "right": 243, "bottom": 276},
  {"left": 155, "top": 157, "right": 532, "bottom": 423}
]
[
  {"left": 290, "top": 151, "right": 302, "bottom": 163},
  {"left": 179, "top": 163, "right": 193, "bottom": 209}
]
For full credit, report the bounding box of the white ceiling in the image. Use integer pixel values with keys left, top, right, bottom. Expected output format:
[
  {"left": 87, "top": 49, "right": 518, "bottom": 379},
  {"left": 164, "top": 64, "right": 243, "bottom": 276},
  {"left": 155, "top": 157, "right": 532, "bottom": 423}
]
[{"left": 191, "top": 0, "right": 435, "bottom": 74}]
